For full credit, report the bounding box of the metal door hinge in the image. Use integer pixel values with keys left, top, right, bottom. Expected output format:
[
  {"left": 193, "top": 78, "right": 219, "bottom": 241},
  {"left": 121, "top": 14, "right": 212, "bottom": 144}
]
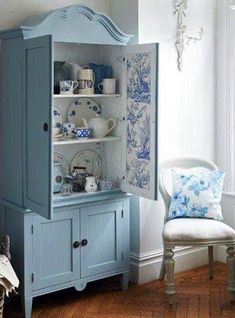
[
  {"left": 31, "top": 273, "right": 34, "bottom": 283},
  {"left": 31, "top": 225, "right": 34, "bottom": 234},
  {"left": 121, "top": 210, "right": 124, "bottom": 218}
]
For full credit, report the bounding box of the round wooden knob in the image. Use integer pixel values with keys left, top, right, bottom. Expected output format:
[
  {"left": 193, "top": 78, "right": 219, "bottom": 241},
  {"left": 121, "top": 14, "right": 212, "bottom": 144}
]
[
  {"left": 73, "top": 241, "right": 80, "bottom": 248},
  {"left": 81, "top": 239, "right": 88, "bottom": 246}
]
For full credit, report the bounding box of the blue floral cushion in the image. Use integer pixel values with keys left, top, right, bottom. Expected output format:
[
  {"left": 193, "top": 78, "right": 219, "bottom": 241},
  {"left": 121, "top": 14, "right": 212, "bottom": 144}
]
[{"left": 168, "top": 169, "right": 225, "bottom": 221}]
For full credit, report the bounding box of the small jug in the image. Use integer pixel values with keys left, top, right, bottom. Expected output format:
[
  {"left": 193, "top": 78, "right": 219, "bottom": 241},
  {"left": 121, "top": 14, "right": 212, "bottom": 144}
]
[
  {"left": 85, "top": 176, "right": 97, "bottom": 193},
  {"left": 78, "top": 69, "right": 95, "bottom": 95}
]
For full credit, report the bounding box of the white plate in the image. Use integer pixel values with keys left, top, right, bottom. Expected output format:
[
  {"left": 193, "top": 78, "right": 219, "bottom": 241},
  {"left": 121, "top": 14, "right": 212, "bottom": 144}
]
[
  {"left": 53, "top": 107, "right": 63, "bottom": 130},
  {"left": 54, "top": 152, "right": 69, "bottom": 176},
  {"left": 67, "top": 98, "right": 101, "bottom": 127},
  {"left": 70, "top": 150, "right": 102, "bottom": 178}
]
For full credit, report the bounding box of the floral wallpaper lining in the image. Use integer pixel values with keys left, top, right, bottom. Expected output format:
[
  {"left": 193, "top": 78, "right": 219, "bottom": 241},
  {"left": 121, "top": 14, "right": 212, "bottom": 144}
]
[{"left": 126, "top": 52, "right": 152, "bottom": 190}]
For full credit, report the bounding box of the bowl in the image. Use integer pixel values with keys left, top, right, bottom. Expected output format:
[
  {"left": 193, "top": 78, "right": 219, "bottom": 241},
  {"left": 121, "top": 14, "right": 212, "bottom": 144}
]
[
  {"left": 99, "top": 179, "right": 113, "bottom": 191},
  {"left": 71, "top": 127, "right": 91, "bottom": 139}
]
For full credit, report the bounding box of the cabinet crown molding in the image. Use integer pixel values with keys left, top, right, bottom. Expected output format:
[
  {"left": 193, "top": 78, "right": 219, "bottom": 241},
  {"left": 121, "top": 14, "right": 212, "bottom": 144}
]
[{"left": 0, "top": 4, "right": 133, "bottom": 44}]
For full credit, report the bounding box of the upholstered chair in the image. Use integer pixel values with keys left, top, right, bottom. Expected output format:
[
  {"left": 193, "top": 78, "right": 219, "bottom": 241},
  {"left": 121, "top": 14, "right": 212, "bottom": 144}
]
[{"left": 159, "top": 158, "right": 235, "bottom": 304}]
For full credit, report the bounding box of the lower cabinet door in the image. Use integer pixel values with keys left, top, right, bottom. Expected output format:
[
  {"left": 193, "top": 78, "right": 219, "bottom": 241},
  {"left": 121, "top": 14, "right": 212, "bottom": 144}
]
[
  {"left": 32, "top": 208, "right": 80, "bottom": 290},
  {"left": 80, "top": 201, "right": 124, "bottom": 278}
]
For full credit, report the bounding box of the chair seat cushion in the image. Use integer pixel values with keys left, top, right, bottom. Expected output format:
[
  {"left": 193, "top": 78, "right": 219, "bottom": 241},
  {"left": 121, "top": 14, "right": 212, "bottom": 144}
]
[{"left": 163, "top": 218, "right": 235, "bottom": 243}]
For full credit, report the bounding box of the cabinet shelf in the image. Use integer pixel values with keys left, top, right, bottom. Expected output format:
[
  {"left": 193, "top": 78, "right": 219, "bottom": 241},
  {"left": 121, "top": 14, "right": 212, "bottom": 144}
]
[
  {"left": 53, "top": 136, "right": 121, "bottom": 146},
  {"left": 53, "top": 188, "right": 122, "bottom": 203},
  {"left": 54, "top": 94, "right": 121, "bottom": 98}
]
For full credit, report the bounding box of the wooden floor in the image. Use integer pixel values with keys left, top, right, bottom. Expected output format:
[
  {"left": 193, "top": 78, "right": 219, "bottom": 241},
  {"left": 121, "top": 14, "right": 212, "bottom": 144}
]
[{"left": 5, "top": 262, "right": 235, "bottom": 318}]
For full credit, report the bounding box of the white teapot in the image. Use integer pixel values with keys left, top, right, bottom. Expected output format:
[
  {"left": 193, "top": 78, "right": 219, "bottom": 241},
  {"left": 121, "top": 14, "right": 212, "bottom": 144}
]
[{"left": 88, "top": 114, "right": 116, "bottom": 138}]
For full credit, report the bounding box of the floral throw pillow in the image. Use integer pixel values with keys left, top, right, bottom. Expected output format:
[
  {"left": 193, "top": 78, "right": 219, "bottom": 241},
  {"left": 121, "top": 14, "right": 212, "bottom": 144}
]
[{"left": 168, "top": 169, "right": 225, "bottom": 221}]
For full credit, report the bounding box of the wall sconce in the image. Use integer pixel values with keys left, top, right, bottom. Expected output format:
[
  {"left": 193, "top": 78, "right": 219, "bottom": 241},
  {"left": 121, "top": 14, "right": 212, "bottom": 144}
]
[{"left": 174, "top": 0, "right": 204, "bottom": 71}]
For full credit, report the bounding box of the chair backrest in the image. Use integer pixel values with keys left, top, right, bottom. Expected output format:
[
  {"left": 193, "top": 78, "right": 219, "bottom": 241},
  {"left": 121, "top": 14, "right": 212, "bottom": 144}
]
[{"left": 159, "top": 158, "right": 218, "bottom": 223}]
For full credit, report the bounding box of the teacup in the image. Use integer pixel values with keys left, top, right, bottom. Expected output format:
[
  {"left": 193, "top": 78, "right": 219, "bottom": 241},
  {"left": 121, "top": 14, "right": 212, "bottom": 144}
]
[
  {"left": 71, "top": 127, "right": 91, "bottom": 139},
  {"left": 98, "top": 78, "right": 116, "bottom": 94},
  {"left": 60, "top": 183, "right": 73, "bottom": 196},
  {"left": 62, "top": 122, "right": 75, "bottom": 138},
  {"left": 60, "top": 80, "right": 78, "bottom": 95}
]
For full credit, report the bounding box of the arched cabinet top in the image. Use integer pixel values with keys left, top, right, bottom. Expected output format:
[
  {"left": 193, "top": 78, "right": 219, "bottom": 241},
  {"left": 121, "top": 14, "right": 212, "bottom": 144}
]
[{"left": 0, "top": 4, "right": 133, "bottom": 45}]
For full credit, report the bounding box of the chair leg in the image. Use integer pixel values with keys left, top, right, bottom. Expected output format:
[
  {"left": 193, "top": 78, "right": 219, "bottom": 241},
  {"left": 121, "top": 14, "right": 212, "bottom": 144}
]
[
  {"left": 208, "top": 246, "right": 214, "bottom": 279},
  {"left": 159, "top": 249, "right": 166, "bottom": 280},
  {"left": 226, "top": 246, "right": 235, "bottom": 301},
  {"left": 165, "top": 248, "right": 175, "bottom": 304}
]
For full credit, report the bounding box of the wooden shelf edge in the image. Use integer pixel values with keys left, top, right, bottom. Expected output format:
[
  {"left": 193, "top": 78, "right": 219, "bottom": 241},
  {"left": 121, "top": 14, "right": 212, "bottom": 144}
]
[
  {"left": 54, "top": 94, "right": 121, "bottom": 98},
  {"left": 53, "top": 136, "right": 121, "bottom": 146}
]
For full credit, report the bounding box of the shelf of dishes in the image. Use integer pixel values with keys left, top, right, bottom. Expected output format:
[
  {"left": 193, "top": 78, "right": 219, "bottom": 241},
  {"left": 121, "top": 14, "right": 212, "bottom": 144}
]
[
  {"left": 53, "top": 136, "right": 121, "bottom": 146},
  {"left": 54, "top": 94, "right": 121, "bottom": 98}
]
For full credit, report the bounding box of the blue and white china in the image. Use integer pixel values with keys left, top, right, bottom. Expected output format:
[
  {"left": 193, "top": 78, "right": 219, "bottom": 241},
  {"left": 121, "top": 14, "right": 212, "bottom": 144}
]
[
  {"left": 71, "top": 127, "right": 91, "bottom": 139},
  {"left": 88, "top": 64, "right": 113, "bottom": 94},
  {"left": 60, "top": 80, "right": 78, "bottom": 95},
  {"left": 99, "top": 179, "right": 113, "bottom": 191},
  {"left": 67, "top": 98, "right": 101, "bottom": 127},
  {"left": 53, "top": 162, "right": 64, "bottom": 193},
  {"left": 98, "top": 78, "right": 116, "bottom": 94},
  {"left": 62, "top": 122, "right": 75, "bottom": 138},
  {"left": 78, "top": 69, "right": 95, "bottom": 95},
  {"left": 53, "top": 107, "right": 63, "bottom": 136},
  {"left": 70, "top": 150, "right": 102, "bottom": 179},
  {"left": 85, "top": 176, "right": 97, "bottom": 193},
  {"left": 88, "top": 114, "right": 116, "bottom": 138},
  {"left": 60, "top": 183, "right": 73, "bottom": 196},
  {"left": 54, "top": 152, "right": 69, "bottom": 177}
]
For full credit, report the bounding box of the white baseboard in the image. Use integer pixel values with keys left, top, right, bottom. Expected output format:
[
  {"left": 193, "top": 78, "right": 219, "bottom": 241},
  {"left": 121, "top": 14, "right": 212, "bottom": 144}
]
[
  {"left": 130, "top": 246, "right": 208, "bottom": 284},
  {"left": 215, "top": 245, "right": 227, "bottom": 263}
]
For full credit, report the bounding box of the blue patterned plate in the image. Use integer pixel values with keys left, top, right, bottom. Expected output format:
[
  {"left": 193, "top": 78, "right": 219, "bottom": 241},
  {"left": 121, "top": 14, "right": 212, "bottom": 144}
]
[
  {"left": 67, "top": 98, "right": 101, "bottom": 127},
  {"left": 53, "top": 107, "right": 63, "bottom": 135}
]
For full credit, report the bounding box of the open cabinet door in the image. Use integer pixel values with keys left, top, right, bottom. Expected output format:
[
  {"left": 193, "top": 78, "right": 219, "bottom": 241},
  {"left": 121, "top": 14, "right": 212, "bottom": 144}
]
[
  {"left": 121, "top": 44, "right": 158, "bottom": 200},
  {"left": 23, "top": 35, "right": 53, "bottom": 219}
]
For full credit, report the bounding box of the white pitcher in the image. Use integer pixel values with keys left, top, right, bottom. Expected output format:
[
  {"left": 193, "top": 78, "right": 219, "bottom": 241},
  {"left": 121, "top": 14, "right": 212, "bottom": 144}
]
[{"left": 85, "top": 176, "right": 97, "bottom": 193}]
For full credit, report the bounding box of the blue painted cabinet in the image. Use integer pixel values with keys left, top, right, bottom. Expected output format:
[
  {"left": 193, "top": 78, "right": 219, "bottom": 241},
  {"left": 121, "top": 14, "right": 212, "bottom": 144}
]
[
  {"left": 32, "top": 208, "right": 80, "bottom": 290},
  {"left": 81, "top": 201, "right": 124, "bottom": 277},
  {"left": 0, "top": 4, "right": 158, "bottom": 318},
  {"left": 23, "top": 35, "right": 53, "bottom": 220}
]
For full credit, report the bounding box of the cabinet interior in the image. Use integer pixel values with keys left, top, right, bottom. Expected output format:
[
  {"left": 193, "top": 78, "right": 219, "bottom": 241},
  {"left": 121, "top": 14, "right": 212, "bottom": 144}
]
[{"left": 53, "top": 42, "right": 126, "bottom": 197}]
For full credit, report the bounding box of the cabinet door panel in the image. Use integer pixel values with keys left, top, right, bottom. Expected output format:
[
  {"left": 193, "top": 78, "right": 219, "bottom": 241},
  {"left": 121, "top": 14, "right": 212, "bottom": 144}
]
[
  {"left": 32, "top": 209, "right": 79, "bottom": 290},
  {"left": 81, "top": 201, "right": 123, "bottom": 278},
  {"left": 23, "top": 35, "right": 53, "bottom": 219},
  {"left": 121, "top": 44, "right": 158, "bottom": 200}
]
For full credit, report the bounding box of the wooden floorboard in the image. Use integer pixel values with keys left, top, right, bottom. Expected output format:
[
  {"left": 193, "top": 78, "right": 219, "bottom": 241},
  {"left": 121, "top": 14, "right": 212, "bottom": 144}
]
[{"left": 4, "top": 262, "right": 235, "bottom": 318}]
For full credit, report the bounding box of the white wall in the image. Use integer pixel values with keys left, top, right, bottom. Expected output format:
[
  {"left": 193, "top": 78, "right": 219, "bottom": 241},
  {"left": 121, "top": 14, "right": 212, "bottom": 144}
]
[
  {"left": 133, "top": 0, "right": 217, "bottom": 283},
  {"left": 0, "top": 0, "right": 110, "bottom": 30},
  {"left": 216, "top": 0, "right": 235, "bottom": 261},
  {"left": 109, "top": 0, "right": 138, "bottom": 43}
]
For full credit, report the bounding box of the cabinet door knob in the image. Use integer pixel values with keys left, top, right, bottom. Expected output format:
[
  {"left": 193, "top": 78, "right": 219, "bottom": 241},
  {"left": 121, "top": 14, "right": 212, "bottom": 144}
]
[
  {"left": 73, "top": 241, "right": 80, "bottom": 248},
  {"left": 81, "top": 239, "right": 88, "bottom": 246},
  {"left": 43, "top": 123, "right": 48, "bottom": 131}
]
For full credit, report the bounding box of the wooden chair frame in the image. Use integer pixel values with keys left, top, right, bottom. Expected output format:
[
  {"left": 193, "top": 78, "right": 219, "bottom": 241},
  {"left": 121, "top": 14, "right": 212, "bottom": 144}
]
[{"left": 159, "top": 158, "right": 235, "bottom": 304}]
